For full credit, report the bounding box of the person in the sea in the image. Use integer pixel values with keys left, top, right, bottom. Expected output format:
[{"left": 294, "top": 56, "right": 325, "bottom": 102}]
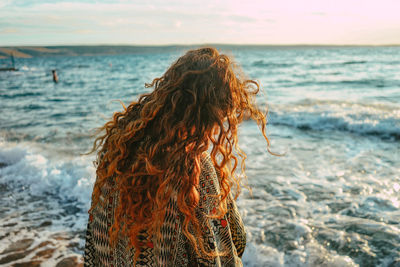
[
  {"left": 83, "top": 47, "right": 271, "bottom": 266},
  {"left": 52, "top": 69, "right": 58, "bottom": 83}
]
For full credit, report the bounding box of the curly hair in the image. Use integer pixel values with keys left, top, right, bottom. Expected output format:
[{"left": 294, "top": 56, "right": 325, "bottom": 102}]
[{"left": 89, "top": 47, "right": 270, "bottom": 262}]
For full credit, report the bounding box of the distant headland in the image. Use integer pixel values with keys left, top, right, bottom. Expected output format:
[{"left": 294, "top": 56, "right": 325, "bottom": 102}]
[
  {"left": 0, "top": 45, "right": 188, "bottom": 59},
  {"left": 1, "top": 44, "right": 399, "bottom": 59}
]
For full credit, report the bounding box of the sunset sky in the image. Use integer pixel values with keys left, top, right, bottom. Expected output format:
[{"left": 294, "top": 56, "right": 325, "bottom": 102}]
[{"left": 1, "top": 0, "right": 400, "bottom": 46}]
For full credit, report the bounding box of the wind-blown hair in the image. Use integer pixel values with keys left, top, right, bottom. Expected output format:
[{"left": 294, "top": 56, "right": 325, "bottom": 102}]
[{"left": 89, "top": 47, "right": 270, "bottom": 261}]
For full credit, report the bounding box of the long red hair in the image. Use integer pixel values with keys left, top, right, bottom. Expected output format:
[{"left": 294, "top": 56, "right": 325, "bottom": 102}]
[{"left": 89, "top": 47, "right": 270, "bottom": 260}]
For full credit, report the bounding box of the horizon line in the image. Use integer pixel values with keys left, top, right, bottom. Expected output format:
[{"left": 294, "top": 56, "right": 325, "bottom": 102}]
[{"left": 2, "top": 43, "right": 400, "bottom": 48}]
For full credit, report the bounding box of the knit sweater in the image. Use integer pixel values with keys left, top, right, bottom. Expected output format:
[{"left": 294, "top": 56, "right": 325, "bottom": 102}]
[{"left": 83, "top": 153, "right": 246, "bottom": 266}]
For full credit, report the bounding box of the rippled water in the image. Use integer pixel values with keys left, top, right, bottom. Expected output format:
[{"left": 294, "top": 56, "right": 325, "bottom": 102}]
[{"left": 0, "top": 46, "right": 399, "bottom": 266}]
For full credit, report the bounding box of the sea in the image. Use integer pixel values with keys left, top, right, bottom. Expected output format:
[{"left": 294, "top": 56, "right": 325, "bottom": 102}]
[{"left": 0, "top": 46, "right": 399, "bottom": 267}]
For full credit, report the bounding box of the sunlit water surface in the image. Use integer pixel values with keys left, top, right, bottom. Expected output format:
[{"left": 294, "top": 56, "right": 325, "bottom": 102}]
[{"left": 0, "top": 46, "right": 399, "bottom": 266}]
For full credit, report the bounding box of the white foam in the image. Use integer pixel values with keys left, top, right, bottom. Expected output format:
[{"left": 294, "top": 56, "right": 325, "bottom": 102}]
[
  {"left": 0, "top": 139, "right": 96, "bottom": 212},
  {"left": 242, "top": 243, "right": 284, "bottom": 267},
  {"left": 269, "top": 100, "right": 400, "bottom": 139}
]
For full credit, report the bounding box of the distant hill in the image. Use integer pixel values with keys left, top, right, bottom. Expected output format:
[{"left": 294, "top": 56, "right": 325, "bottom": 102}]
[
  {"left": 1, "top": 44, "right": 399, "bottom": 59},
  {"left": 0, "top": 45, "right": 200, "bottom": 58}
]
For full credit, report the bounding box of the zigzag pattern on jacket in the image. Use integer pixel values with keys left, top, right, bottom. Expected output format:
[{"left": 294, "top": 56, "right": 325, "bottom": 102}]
[{"left": 84, "top": 153, "right": 246, "bottom": 266}]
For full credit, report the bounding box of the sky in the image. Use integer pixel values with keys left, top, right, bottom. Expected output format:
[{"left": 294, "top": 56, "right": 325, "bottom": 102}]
[{"left": 1, "top": 0, "right": 400, "bottom": 46}]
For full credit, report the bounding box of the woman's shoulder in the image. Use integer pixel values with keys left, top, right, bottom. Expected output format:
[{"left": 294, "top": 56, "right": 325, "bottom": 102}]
[
  {"left": 200, "top": 151, "right": 214, "bottom": 172},
  {"left": 198, "top": 152, "right": 222, "bottom": 197}
]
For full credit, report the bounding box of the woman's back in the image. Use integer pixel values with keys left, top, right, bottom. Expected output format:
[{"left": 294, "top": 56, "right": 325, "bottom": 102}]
[
  {"left": 84, "top": 153, "right": 245, "bottom": 266},
  {"left": 84, "top": 47, "right": 270, "bottom": 266}
]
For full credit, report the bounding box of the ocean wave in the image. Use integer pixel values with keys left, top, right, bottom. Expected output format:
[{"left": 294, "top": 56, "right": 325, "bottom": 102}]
[
  {"left": 23, "top": 103, "right": 46, "bottom": 110},
  {"left": 306, "top": 59, "right": 400, "bottom": 69},
  {"left": 342, "top": 60, "right": 367, "bottom": 65},
  {"left": 252, "top": 60, "right": 294, "bottom": 68},
  {"left": 1, "top": 91, "right": 44, "bottom": 98},
  {"left": 285, "top": 78, "right": 392, "bottom": 88},
  {"left": 0, "top": 140, "right": 95, "bottom": 210},
  {"left": 0, "top": 140, "right": 92, "bottom": 265},
  {"left": 269, "top": 100, "right": 400, "bottom": 140},
  {"left": 20, "top": 65, "right": 38, "bottom": 71}
]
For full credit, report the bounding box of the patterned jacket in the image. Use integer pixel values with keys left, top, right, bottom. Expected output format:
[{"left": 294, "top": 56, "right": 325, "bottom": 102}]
[{"left": 83, "top": 153, "right": 246, "bottom": 266}]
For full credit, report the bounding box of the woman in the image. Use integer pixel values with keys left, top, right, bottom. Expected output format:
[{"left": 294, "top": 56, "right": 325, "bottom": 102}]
[{"left": 84, "top": 47, "right": 271, "bottom": 266}]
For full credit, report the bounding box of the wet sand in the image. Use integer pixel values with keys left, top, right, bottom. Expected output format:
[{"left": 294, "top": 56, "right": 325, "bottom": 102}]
[{"left": 0, "top": 164, "right": 85, "bottom": 266}]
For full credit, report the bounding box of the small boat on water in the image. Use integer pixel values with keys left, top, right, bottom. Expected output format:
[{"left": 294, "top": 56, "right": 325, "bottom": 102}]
[
  {"left": 0, "top": 67, "right": 17, "bottom": 71},
  {"left": 0, "top": 53, "right": 18, "bottom": 71}
]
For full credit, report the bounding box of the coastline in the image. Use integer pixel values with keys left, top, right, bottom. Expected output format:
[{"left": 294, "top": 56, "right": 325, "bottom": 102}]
[{"left": 1, "top": 44, "right": 400, "bottom": 59}]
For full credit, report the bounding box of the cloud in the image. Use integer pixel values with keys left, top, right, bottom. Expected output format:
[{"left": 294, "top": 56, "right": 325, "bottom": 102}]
[
  {"left": 0, "top": 0, "right": 400, "bottom": 45},
  {"left": 0, "top": 28, "right": 20, "bottom": 34},
  {"left": 174, "top": 21, "right": 182, "bottom": 28},
  {"left": 0, "top": 0, "right": 12, "bottom": 8},
  {"left": 73, "top": 29, "right": 95, "bottom": 34},
  {"left": 311, "top": 12, "right": 326, "bottom": 16}
]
